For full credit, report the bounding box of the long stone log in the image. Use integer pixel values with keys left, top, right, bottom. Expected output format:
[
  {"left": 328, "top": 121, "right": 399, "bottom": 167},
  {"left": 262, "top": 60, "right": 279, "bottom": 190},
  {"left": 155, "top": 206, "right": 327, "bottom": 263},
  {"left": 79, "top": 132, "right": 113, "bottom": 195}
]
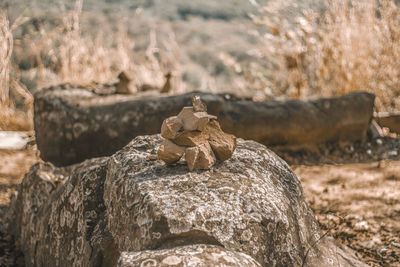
[{"left": 34, "top": 85, "right": 374, "bottom": 166}]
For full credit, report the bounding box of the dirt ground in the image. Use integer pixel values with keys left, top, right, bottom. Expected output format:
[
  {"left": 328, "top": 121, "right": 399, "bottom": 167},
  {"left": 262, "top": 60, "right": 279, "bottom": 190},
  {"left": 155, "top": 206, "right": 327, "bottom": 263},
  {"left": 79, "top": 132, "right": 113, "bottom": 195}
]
[
  {"left": 294, "top": 162, "right": 400, "bottom": 267},
  {"left": 0, "top": 149, "right": 38, "bottom": 266},
  {"left": 0, "top": 143, "right": 399, "bottom": 266}
]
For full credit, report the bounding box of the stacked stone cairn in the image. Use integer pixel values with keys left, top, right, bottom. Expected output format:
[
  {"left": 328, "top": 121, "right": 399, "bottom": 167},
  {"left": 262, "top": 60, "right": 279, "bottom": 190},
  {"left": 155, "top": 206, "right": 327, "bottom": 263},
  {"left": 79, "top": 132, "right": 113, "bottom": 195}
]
[{"left": 158, "top": 95, "right": 237, "bottom": 171}]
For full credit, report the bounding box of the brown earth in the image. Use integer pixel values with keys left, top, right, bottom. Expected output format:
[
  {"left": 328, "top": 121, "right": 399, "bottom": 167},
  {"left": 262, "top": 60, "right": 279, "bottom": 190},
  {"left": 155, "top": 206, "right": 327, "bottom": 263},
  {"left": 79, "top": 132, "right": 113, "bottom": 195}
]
[
  {"left": 0, "top": 149, "right": 38, "bottom": 266},
  {"left": 0, "top": 149, "right": 38, "bottom": 206},
  {"left": 0, "top": 140, "right": 399, "bottom": 266},
  {"left": 294, "top": 162, "right": 400, "bottom": 267}
]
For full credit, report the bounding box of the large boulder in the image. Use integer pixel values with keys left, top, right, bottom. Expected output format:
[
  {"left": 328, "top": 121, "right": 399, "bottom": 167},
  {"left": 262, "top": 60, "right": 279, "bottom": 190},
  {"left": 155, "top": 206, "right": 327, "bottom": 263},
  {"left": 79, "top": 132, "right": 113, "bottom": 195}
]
[
  {"left": 34, "top": 85, "right": 374, "bottom": 166},
  {"left": 9, "top": 135, "right": 365, "bottom": 266},
  {"left": 8, "top": 157, "right": 119, "bottom": 267}
]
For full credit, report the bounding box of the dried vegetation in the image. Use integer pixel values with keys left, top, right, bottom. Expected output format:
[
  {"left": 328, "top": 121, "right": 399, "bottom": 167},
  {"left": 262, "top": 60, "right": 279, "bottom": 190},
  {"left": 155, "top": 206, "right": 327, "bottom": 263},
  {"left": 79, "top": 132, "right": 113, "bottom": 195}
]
[
  {"left": 1, "top": 1, "right": 185, "bottom": 131},
  {"left": 0, "top": 14, "right": 32, "bottom": 131},
  {"left": 239, "top": 0, "right": 400, "bottom": 112},
  {"left": 2, "top": 0, "right": 400, "bottom": 127}
]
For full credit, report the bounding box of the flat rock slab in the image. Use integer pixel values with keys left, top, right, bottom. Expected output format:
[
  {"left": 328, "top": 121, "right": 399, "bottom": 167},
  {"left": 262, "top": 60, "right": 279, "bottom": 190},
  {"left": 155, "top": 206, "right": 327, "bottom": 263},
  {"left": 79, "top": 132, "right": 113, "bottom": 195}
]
[
  {"left": 9, "top": 135, "right": 365, "bottom": 267},
  {"left": 34, "top": 85, "right": 374, "bottom": 166},
  {"left": 375, "top": 112, "right": 400, "bottom": 134}
]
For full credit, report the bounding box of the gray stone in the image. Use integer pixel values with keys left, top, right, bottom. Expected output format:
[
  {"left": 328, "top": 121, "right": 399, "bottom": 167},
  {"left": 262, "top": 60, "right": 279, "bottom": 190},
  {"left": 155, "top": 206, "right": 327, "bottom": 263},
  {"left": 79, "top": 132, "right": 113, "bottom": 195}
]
[
  {"left": 9, "top": 135, "right": 366, "bottom": 266},
  {"left": 118, "top": 245, "right": 262, "bottom": 266},
  {"left": 218, "top": 93, "right": 374, "bottom": 147},
  {"left": 192, "top": 94, "right": 207, "bottom": 112},
  {"left": 33, "top": 88, "right": 224, "bottom": 166},
  {"left": 34, "top": 87, "right": 375, "bottom": 166},
  {"left": 8, "top": 159, "right": 119, "bottom": 267},
  {"left": 104, "top": 135, "right": 365, "bottom": 267}
]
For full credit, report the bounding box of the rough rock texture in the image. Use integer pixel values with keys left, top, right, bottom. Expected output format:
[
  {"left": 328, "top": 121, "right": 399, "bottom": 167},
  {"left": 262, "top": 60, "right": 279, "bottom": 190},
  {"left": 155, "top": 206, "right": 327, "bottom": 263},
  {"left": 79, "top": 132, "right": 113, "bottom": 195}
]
[
  {"left": 177, "top": 107, "right": 216, "bottom": 131},
  {"left": 9, "top": 135, "right": 365, "bottom": 266},
  {"left": 157, "top": 139, "right": 185, "bottom": 164},
  {"left": 33, "top": 88, "right": 225, "bottom": 166},
  {"left": 8, "top": 159, "right": 119, "bottom": 267},
  {"left": 173, "top": 131, "right": 206, "bottom": 147},
  {"left": 184, "top": 141, "right": 216, "bottom": 171},
  {"left": 206, "top": 120, "right": 237, "bottom": 161},
  {"left": 104, "top": 135, "right": 364, "bottom": 267},
  {"left": 375, "top": 112, "right": 400, "bottom": 134},
  {"left": 34, "top": 86, "right": 374, "bottom": 166},
  {"left": 161, "top": 116, "right": 183, "bottom": 139},
  {"left": 192, "top": 94, "right": 207, "bottom": 112},
  {"left": 118, "top": 245, "right": 262, "bottom": 267},
  {"left": 158, "top": 96, "right": 236, "bottom": 171}
]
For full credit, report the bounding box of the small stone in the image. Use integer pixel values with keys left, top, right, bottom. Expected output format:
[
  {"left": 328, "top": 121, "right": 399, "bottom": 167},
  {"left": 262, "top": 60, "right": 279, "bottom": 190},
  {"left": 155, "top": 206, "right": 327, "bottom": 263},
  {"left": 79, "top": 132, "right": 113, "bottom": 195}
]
[
  {"left": 158, "top": 139, "right": 185, "bottom": 164},
  {"left": 185, "top": 142, "right": 216, "bottom": 171},
  {"left": 161, "top": 116, "right": 183, "bottom": 139},
  {"left": 116, "top": 71, "right": 136, "bottom": 94},
  {"left": 173, "top": 130, "right": 208, "bottom": 147},
  {"left": 368, "top": 120, "right": 383, "bottom": 139},
  {"left": 192, "top": 94, "right": 207, "bottom": 112},
  {"left": 177, "top": 107, "right": 216, "bottom": 131},
  {"left": 205, "top": 120, "right": 236, "bottom": 161},
  {"left": 160, "top": 72, "right": 172, "bottom": 93}
]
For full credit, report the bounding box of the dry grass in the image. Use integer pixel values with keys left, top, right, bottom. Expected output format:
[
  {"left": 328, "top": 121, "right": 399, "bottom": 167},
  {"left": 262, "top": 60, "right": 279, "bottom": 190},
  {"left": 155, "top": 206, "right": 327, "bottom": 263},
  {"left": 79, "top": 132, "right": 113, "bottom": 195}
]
[
  {"left": 1, "top": 1, "right": 187, "bottom": 131},
  {"left": 28, "top": 0, "right": 184, "bottom": 92},
  {"left": 244, "top": 0, "right": 400, "bottom": 111},
  {"left": 0, "top": 13, "right": 32, "bottom": 131},
  {"left": 3, "top": 0, "right": 400, "bottom": 131}
]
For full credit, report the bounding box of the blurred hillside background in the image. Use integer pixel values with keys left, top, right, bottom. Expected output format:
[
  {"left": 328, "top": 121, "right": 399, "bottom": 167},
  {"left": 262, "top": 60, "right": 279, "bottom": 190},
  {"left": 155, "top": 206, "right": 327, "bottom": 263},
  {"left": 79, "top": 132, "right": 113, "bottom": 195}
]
[{"left": 1, "top": 0, "right": 400, "bottom": 130}]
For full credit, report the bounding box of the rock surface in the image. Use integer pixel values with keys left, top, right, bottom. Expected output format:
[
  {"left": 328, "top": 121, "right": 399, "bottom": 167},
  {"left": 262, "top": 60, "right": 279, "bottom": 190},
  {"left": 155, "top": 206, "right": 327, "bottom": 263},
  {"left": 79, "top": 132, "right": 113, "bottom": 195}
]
[
  {"left": 158, "top": 96, "right": 236, "bottom": 171},
  {"left": 34, "top": 87, "right": 375, "bottom": 166},
  {"left": 177, "top": 107, "right": 216, "bottom": 131},
  {"left": 157, "top": 139, "right": 185, "bottom": 164},
  {"left": 206, "top": 120, "right": 237, "bottom": 161},
  {"left": 8, "top": 158, "right": 119, "bottom": 267},
  {"left": 184, "top": 141, "right": 216, "bottom": 171},
  {"left": 161, "top": 116, "right": 183, "bottom": 139},
  {"left": 118, "top": 245, "right": 262, "bottom": 267},
  {"left": 375, "top": 112, "right": 400, "bottom": 134},
  {"left": 9, "top": 135, "right": 366, "bottom": 266}
]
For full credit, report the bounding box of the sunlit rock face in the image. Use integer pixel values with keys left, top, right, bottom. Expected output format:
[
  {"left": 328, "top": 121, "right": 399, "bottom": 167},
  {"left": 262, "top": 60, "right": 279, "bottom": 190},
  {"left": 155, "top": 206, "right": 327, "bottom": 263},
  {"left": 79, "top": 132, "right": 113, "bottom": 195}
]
[
  {"left": 10, "top": 134, "right": 365, "bottom": 266},
  {"left": 9, "top": 158, "right": 119, "bottom": 267},
  {"left": 105, "top": 135, "right": 364, "bottom": 267},
  {"left": 158, "top": 95, "right": 236, "bottom": 171}
]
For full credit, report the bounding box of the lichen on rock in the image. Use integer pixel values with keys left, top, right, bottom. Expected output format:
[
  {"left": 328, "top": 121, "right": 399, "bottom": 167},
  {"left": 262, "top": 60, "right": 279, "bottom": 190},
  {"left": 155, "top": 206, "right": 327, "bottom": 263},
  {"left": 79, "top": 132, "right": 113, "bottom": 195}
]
[
  {"left": 118, "top": 244, "right": 262, "bottom": 266},
  {"left": 9, "top": 134, "right": 366, "bottom": 266},
  {"left": 104, "top": 135, "right": 366, "bottom": 267}
]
